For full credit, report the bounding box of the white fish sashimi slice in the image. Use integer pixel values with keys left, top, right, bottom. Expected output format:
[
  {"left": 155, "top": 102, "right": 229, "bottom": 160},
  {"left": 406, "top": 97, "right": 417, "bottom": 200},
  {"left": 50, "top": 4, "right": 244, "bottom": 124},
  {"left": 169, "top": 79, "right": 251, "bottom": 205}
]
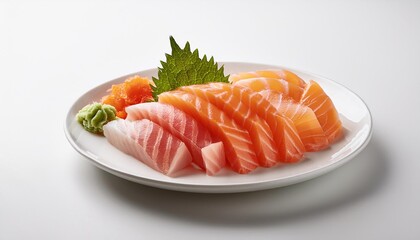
[
  {"left": 103, "top": 119, "right": 192, "bottom": 177},
  {"left": 125, "top": 102, "right": 212, "bottom": 170},
  {"left": 104, "top": 120, "right": 156, "bottom": 170},
  {"left": 201, "top": 142, "right": 225, "bottom": 176}
]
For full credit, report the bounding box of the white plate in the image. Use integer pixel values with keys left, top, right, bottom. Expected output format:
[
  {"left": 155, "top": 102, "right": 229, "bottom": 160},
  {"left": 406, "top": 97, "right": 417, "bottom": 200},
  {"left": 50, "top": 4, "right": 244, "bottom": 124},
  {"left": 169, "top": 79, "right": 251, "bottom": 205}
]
[{"left": 64, "top": 62, "right": 372, "bottom": 193}]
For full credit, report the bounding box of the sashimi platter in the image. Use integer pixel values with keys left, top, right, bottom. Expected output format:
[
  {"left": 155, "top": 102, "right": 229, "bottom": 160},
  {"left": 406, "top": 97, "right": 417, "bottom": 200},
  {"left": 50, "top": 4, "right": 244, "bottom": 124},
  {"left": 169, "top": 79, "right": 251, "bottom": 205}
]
[{"left": 65, "top": 37, "right": 372, "bottom": 193}]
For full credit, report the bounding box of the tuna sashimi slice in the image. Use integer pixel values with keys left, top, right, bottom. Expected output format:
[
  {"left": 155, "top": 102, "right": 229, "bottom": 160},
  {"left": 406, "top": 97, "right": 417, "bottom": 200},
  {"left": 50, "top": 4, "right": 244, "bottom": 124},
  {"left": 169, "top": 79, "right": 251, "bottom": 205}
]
[
  {"left": 159, "top": 90, "right": 259, "bottom": 174},
  {"left": 103, "top": 119, "right": 192, "bottom": 176},
  {"left": 206, "top": 83, "right": 305, "bottom": 163},
  {"left": 201, "top": 142, "right": 226, "bottom": 176},
  {"left": 229, "top": 69, "right": 306, "bottom": 88},
  {"left": 180, "top": 83, "right": 279, "bottom": 167},
  {"left": 260, "top": 90, "right": 329, "bottom": 152},
  {"left": 233, "top": 77, "right": 304, "bottom": 102},
  {"left": 125, "top": 102, "right": 212, "bottom": 170},
  {"left": 300, "top": 80, "right": 343, "bottom": 143}
]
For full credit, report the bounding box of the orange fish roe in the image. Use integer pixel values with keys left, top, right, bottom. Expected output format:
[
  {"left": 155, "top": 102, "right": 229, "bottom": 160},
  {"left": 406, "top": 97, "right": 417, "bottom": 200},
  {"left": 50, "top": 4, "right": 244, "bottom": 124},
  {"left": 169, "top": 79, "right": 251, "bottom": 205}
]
[{"left": 102, "top": 75, "right": 153, "bottom": 119}]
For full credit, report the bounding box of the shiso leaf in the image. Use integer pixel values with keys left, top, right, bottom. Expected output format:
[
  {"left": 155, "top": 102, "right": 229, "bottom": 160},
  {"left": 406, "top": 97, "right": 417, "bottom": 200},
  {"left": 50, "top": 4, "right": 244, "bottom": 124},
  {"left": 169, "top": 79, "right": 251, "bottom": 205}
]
[{"left": 152, "top": 36, "right": 229, "bottom": 101}]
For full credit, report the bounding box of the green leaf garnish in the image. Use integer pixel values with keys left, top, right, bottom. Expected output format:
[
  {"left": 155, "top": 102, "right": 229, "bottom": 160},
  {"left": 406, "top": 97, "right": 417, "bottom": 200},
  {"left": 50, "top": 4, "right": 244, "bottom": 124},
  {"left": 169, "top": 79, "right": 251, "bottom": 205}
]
[{"left": 152, "top": 36, "right": 229, "bottom": 101}]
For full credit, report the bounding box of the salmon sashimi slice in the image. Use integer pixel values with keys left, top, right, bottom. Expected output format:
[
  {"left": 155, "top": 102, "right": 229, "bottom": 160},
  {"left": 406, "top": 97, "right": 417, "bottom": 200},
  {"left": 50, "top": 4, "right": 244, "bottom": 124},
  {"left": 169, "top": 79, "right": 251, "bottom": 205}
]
[
  {"left": 300, "top": 80, "right": 343, "bottom": 143},
  {"left": 125, "top": 102, "right": 212, "bottom": 170},
  {"left": 206, "top": 83, "right": 305, "bottom": 163},
  {"left": 179, "top": 84, "right": 279, "bottom": 167},
  {"left": 103, "top": 119, "right": 192, "bottom": 176},
  {"left": 260, "top": 90, "right": 329, "bottom": 152},
  {"left": 159, "top": 90, "right": 259, "bottom": 174},
  {"left": 229, "top": 69, "right": 306, "bottom": 87},
  {"left": 201, "top": 142, "right": 226, "bottom": 176},
  {"left": 233, "top": 77, "right": 304, "bottom": 101},
  {"left": 281, "top": 116, "right": 306, "bottom": 162}
]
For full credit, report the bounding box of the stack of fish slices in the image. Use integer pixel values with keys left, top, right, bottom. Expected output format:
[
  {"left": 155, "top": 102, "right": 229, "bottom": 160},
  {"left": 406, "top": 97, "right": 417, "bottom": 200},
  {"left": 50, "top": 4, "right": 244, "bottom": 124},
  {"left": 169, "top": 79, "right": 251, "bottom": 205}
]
[{"left": 103, "top": 70, "right": 343, "bottom": 177}]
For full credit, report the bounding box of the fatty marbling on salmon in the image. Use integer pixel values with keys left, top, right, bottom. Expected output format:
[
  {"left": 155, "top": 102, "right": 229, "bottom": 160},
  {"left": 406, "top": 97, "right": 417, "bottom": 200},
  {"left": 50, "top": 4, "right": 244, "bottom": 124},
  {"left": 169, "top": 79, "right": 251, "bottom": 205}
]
[
  {"left": 231, "top": 71, "right": 342, "bottom": 149},
  {"left": 158, "top": 90, "right": 259, "bottom": 174},
  {"left": 179, "top": 83, "right": 279, "bottom": 168},
  {"left": 234, "top": 77, "right": 304, "bottom": 102},
  {"left": 229, "top": 69, "right": 306, "bottom": 87},
  {"left": 260, "top": 90, "right": 329, "bottom": 152},
  {"left": 300, "top": 80, "right": 343, "bottom": 143},
  {"left": 103, "top": 69, "right": 343, "bottom": 176},
  {"left": 208, "top": 83, "right": 305, "bottom": 163}
]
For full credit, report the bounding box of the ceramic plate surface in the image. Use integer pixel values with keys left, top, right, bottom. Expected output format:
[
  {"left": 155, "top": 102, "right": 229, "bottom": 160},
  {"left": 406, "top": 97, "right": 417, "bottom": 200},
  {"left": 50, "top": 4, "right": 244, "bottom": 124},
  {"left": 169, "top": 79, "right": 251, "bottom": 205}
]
[{"left": 65, "top": 62, "right": 372, "bottom": 193}]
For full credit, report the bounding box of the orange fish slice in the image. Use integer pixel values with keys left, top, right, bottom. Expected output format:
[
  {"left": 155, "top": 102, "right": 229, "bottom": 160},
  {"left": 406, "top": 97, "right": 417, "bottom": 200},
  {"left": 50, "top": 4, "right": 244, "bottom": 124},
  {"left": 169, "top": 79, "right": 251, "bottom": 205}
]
[
  {"left": 300, "top": 80, "right": 343, "bottom": 143},
  {"left": 208, "top": 83, "right": 305, "bottom": 163},
  {"left": 159, "top": 91, "right": 259, "bottom": 174},
  {"left": 260, "top": 90, "right": 329, "bottom": 152},
  {"left": 180, "top": 84, "right": 279, "bottom": 167},
  {"left": 229, "top": 69, "right": 306, "bottom": 87},
  {"left": 233, "top": 77, "right": 304, "bottom": 102}
]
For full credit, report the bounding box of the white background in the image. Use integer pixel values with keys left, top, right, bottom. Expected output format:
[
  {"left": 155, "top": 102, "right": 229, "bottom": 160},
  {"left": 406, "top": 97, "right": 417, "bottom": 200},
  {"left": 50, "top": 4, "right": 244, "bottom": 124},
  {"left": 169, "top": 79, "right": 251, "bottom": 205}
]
[{"left": 1, "top": 0, "right": 419, "bottom": 239}]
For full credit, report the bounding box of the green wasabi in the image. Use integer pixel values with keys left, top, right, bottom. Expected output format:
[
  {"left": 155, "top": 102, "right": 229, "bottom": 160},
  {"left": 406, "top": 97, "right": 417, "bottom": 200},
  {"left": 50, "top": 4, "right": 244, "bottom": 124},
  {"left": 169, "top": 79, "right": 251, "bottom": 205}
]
[{"left": 76, "top": 102, "right": 117, "bottom": 134}]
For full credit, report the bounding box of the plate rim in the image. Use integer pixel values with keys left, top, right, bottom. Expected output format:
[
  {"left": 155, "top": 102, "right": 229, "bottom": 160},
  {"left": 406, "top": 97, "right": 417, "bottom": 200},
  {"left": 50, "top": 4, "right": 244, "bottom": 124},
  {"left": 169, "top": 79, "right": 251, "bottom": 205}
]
[{"left": 64, "top": 62, "right": 373, "bottom": 193}]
